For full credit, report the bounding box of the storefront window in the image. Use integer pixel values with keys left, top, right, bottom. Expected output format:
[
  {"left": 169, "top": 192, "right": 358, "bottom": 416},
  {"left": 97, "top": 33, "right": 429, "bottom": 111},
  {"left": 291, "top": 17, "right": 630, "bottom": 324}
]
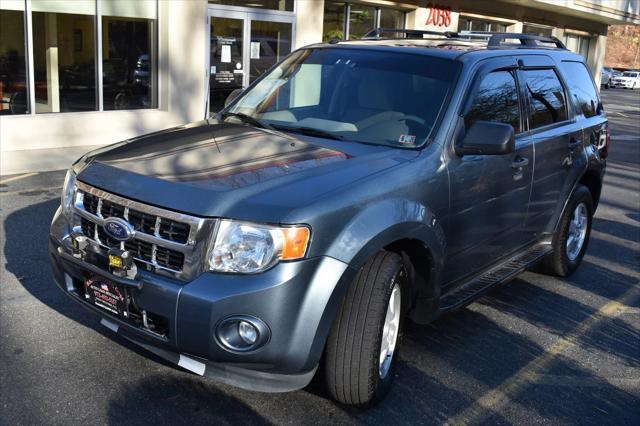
[
  {"left": 458, "top": 16, "right": 508, "bottom": 32},
  {"left": 208, "top": 0, "right": 293, "bottom": 12},
  {"left": 323, "top": 1, "right": 345, "bottom": 42},
  {"left": 523, "top": 24, "right": 553, "bottom": 37},
  {"left": 348, "top": 4, "right": 375, "bottom": 40},
  {"left": 0, "top": 0, "right": 28, "bottom": 115},
  {"left": 32, "top": 0, "right": 97, "bottom": 113},
  {"left": 564, "top": 33, "right": 591, "bottom": 60},
  {"left": 379, "top": 8, "right": 404, "bottom": 29},
  {"left": 102, "top": 0, "right": 157, "bottom": 110},
  {"left": 324, "top": 3, "right": 405, "bottom": 42}
]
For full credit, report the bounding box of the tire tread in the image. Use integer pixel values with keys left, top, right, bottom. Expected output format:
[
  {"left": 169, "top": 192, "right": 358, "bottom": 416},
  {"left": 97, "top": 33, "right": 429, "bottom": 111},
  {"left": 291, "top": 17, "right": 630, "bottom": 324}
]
[{"left": 325, "top": 251, "right": 403, "bottom": 406}]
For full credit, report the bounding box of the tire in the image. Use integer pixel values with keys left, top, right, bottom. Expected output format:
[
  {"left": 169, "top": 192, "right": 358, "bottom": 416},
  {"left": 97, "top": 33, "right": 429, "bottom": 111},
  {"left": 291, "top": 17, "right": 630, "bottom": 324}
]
[
  {"left": 539, "top": 185, "right": 593, "bottom": 277},
  {"left": 324, "top": 251, "right": 407, "bottom": 406}
]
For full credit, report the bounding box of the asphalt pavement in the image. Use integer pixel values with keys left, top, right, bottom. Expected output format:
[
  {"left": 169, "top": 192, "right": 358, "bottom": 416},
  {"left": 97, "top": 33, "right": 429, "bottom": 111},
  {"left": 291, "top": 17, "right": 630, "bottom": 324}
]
[{"left": 1, "top": 89, "right": 639, "bottom": 425}]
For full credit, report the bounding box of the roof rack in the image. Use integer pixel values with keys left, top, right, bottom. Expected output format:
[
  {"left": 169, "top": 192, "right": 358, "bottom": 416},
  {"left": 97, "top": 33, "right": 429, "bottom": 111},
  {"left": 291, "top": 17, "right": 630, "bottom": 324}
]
[
  {"left": 359, "top": 28, "right": 567, "bottom": 49},
  {"left": 458, "top": 31, "right": 567, "bottom": 49},
  {"left": 362, "top": 28, "right": 459, "bottom": 39}
]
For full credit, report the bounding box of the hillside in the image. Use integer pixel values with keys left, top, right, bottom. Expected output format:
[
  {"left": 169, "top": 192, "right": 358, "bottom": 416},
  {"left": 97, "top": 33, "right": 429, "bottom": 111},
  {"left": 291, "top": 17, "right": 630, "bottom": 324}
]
[{"left": 605, "top": 25, "right": 640, "bottom": 69}]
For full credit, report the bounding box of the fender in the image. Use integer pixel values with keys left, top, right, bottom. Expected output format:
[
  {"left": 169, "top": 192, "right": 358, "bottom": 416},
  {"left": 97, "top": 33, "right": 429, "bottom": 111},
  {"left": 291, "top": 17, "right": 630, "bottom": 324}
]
[
  {"left": 299, "top": 198, "right": 447, "bottom": 368},
  {"left": 323, "top": 198, "right": 446, "bottom": 270}
]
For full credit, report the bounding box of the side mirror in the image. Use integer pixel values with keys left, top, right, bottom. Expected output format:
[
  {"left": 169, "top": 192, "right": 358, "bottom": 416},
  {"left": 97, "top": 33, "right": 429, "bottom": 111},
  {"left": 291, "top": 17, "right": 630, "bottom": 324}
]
[
  {"left": 456, "top": 121, "right": 515, "bottom": 156},
  {"left": 224, "top": 88, "right": 243, "bottom": 107}
]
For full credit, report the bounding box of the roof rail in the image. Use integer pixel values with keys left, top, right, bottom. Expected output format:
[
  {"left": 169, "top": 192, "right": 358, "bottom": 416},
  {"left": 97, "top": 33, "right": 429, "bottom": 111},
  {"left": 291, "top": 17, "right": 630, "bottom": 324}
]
[
  {"left": 359, "top": 28, "right": 567, "bottom": 49},
  {"left": 362, "top": 28, "right": 458, "bottom": 39},
  {"left": 458, "top": 31, "right": 567, "bottom": 49}
]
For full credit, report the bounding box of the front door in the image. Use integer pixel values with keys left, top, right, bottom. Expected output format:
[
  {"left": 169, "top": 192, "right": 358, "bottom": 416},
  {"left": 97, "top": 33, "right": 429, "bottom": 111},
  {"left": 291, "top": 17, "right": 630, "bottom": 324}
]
[
  {"left": 443, "top": 60, "right": 535, "bottom": 285},
  {"left": 208, "top": 8, "right": 293, "bottom": 114}
]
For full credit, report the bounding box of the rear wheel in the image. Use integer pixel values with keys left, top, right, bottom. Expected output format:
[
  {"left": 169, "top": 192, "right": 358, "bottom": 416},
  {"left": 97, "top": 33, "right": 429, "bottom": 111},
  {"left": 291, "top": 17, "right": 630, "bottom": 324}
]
[
  {"left": 539, "top": 185, "right": 593, "bottom": 277},
  {"left": 324, "top": 251, "right": 407, "bottom": 406}
]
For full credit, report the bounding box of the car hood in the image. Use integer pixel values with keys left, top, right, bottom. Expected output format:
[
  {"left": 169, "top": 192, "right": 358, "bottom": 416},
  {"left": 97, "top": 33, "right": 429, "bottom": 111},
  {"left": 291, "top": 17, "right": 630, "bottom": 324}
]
[{"left": 76, "top": 120, "right": 416, "bottom": 220}]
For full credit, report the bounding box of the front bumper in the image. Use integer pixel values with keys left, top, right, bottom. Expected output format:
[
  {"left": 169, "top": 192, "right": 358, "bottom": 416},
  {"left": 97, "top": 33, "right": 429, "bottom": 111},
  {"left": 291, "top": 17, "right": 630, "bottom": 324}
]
[
  {"left": 611, "top": 80, "right": 635, "bottom": 88},
  {"left": 49, "top": 208, "right": 353, "bottom": 392}
]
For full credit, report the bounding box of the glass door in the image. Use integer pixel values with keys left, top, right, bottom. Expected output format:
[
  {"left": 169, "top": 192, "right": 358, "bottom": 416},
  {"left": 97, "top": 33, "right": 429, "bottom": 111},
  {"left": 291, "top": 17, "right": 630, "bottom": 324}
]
[
  {"left": 209, "top": 13, "right": 246, "bottom": 113},
  {"left": 248, "top": 20, "right": 292, "bottom": 83},
  {"left": 208, "top": 7, "right": 294, "bottom": 114}
]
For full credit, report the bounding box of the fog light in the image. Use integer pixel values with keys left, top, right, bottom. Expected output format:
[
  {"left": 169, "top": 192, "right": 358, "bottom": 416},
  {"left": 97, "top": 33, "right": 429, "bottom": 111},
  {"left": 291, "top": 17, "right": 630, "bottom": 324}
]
[
  {"left": 238, "top": 321, "right": 258, "bottom": 345},
  {"left": 215, "top": 315, "right": 270, "bottom": 353}
]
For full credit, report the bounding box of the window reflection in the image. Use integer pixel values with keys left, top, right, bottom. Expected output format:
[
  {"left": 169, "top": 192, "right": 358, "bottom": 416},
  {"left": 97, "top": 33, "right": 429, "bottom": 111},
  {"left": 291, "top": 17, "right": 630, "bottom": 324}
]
[
  {"left": 102, "top": 17, "right": 156, "bottom": 110},
  {"left": 560, "top": 61, "right": 599, "bottom": 118},
  {"left": 466, "top": 71, "right": 521, "bottom": 133},
  {"left": 524, "top": 69, "right": 567, "bottom": 129},
  {"left": 0, "top": 6, "right": 28, "bottom": 115}
]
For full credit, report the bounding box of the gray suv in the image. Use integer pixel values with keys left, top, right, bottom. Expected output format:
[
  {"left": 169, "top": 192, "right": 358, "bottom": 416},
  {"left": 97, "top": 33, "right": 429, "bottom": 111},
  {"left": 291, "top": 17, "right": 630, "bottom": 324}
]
[{"left": 49, "top": 30, "right": 608, "bottom": 406}]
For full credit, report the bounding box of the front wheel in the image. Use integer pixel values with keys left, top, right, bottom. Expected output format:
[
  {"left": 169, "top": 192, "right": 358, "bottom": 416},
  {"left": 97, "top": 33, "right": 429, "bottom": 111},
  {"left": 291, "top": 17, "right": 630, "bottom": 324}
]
[
  {"left": 324, "top": 251, "right": 407, "bottom": 406},
  {"left": 540, "top": 185, "right": 593, "bottom": 277}
]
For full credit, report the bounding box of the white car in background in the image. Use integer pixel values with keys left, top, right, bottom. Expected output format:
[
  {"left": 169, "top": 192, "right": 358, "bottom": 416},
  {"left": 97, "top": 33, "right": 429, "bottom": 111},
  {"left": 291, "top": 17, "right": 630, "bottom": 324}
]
[{"left": 610, "top": 71, "right": 640, "bottom": 89}]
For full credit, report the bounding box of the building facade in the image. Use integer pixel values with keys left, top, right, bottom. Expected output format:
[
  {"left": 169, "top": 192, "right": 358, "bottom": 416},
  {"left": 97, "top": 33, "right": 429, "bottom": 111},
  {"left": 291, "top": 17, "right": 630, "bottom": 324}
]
[{"left": 1, "top": 0, "right": 638, "bottom": 174}]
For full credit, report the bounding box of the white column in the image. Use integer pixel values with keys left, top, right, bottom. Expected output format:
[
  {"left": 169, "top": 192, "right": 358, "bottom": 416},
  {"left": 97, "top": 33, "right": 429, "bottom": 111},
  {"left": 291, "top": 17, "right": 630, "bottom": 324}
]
[
  {"left": 45, "top": 13, "right": 60, "bottom": 112},
  {"left": 509, "top": 22, "right": 524, "bottom": 33},
  {"left": 295, "top": 0, "right": 324, "bottom": 48},
  {"left": 406, "top": 8, "right": 428, "bottom": 31},
  {"left": 590, "top": 34, "right": 607, "bottom": 87}
]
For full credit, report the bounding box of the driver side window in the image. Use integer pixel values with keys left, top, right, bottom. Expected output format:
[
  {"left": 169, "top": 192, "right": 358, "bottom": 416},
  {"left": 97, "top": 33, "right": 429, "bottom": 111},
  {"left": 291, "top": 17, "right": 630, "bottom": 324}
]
[{"left": 466, "top": 70, "right": 521, "bottom": 133}]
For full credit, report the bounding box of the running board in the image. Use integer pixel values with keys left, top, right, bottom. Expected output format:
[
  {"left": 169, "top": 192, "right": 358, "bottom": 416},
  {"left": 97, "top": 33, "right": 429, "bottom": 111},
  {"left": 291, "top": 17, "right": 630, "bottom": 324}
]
[{"left": 439, "top": 244, "right": 552, "bottom": 312}]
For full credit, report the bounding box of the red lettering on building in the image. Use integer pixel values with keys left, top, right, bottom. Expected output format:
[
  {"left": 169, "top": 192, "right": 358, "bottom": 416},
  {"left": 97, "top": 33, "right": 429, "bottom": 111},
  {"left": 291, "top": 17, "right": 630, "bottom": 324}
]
[{"left": 426, "top": 4, "right": 452, "bottom": 27}]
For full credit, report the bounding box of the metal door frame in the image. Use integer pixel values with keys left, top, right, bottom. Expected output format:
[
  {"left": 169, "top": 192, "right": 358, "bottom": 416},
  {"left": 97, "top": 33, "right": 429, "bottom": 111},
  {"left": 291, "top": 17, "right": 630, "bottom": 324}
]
[{"left": 205, "top": 4, "right": 296, "bottom": 115}]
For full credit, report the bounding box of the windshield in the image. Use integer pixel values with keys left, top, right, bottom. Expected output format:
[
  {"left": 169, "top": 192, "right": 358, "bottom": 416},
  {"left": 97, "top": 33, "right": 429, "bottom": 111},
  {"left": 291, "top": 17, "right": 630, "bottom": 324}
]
[
  {"left": 622, "top": 72, "right": 638, "bottom": 77},
  {"left": 225, "top": 48, "right": 460, "bottom": 148}
]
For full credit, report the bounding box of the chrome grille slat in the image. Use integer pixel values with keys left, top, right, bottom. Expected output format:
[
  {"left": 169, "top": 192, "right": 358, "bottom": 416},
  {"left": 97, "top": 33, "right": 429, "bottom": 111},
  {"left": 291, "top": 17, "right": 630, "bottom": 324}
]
[
  {"left": 75, "top": 208, "right": 192, "bottom": 253},
  {"left": 73, "top": 182, "right": 212, "bottom": 280}
]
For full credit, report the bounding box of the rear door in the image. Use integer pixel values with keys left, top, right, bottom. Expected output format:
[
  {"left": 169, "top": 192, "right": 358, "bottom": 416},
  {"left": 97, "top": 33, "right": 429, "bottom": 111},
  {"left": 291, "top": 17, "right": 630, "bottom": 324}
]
[
  {"left": 517, "top": 56, "right": 587, "bottom": 237},
  {"left": 558, "top": 59, "right": 608, "bottom": 151},
  {"left": 443, "top": 58, "right": 535, "bottom": 285}
]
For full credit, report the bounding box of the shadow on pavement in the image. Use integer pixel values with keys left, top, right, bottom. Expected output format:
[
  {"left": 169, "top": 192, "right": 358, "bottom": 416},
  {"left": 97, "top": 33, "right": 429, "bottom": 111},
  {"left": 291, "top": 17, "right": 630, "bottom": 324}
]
[{"left": 3, "top": 195, "right": 638, "bottom": 424}]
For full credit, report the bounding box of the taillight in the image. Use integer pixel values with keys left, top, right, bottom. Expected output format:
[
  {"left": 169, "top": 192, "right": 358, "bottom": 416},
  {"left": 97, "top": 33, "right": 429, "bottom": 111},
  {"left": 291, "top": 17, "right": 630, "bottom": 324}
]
[{"left": 601, "top": 125, "right": 610, "bottom": 159}]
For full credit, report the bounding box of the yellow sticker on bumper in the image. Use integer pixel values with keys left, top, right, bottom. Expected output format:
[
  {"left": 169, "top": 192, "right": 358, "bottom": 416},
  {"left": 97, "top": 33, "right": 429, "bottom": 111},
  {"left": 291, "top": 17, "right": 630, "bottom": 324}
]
[{"left": 109, "top": 254, "right": 124, "bottom": 269}]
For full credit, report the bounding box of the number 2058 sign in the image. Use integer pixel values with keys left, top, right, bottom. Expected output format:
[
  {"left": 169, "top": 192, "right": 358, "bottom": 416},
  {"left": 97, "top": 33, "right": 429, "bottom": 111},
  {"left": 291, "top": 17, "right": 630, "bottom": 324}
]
[{"left": 426, "top": 4, "right": 452, "bottom": 27}]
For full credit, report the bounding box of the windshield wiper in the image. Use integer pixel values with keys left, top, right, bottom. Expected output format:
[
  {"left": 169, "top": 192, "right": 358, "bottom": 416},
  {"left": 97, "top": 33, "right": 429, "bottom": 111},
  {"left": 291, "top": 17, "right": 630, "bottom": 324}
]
[
  {"left": 220, "top": 112, "right": 273, "bottom": 130},
  {"left": 270, "top": 124, "right": 344, "bottom": 141}
]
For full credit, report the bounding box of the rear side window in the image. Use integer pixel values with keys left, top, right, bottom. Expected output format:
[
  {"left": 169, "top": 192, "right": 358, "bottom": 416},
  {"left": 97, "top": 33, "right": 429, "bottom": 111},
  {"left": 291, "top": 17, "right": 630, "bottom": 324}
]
[
  {"left": 523, "top": 69, "right": 568, "bottom": 129},
  {"left": 559, "top": 61, "right": 600, "bottom": 118},
  {"left": 466, "top": 71, "right": 521, "bottom": 133}
]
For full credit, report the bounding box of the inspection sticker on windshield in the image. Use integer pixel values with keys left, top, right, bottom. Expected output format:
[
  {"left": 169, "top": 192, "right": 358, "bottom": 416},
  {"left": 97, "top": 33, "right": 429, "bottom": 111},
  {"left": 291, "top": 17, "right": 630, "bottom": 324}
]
[{"left": 398, "top": 134, "right": 416, "bottom": 145}]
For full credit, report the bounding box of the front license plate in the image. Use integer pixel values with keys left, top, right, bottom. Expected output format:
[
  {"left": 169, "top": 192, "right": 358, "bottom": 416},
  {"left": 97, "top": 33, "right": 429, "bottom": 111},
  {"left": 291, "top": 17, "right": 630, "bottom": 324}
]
[{"left": 84, "top": 277, "right": 126, "bottom": 316}]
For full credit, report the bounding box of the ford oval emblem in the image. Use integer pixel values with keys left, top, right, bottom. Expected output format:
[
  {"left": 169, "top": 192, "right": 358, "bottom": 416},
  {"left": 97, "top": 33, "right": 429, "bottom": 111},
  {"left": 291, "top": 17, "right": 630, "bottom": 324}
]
[{"left": 103, "top": 217, "right": 134, "bottom": 241}]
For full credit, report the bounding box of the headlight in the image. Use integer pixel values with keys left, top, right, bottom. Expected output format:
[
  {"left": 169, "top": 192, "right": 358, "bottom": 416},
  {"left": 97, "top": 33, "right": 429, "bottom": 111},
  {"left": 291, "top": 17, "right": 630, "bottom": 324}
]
[
  {"left": 208, "top": 220, "right": 310, "bottom": 273},
  {"left": 61, "top": 169, "right": 77, "bottom": 218}
]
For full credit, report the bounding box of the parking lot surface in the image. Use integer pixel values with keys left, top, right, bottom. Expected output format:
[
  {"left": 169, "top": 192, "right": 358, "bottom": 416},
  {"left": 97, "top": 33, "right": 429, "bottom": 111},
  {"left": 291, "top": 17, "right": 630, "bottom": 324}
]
[{"left": 1, "top": 89, "right": 638, "bottom": 425}]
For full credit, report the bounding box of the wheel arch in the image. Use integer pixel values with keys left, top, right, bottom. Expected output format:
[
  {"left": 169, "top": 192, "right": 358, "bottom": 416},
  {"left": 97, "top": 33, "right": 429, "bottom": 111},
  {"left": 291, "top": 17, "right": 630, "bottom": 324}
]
[
  {"left": 579, "top": 168, "right": 603, "bottom": 210},
  {"left": 304, "top": 199, "right": 448, "bottom": 368}
]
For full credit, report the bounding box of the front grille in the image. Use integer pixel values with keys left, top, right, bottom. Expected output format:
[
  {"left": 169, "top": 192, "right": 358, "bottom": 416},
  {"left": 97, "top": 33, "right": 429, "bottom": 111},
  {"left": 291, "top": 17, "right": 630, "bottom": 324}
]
[
  {"left": 83, "top": 193, "right": 189, "bottom": 244},
  {"left": 77, "top": 188, "right": 196, "bottom": 273}
]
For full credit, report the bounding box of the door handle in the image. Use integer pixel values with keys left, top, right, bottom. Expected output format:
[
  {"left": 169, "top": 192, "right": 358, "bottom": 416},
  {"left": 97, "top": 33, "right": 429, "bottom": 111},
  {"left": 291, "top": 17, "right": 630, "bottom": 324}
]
[
  {"left": 511, "top": 156, "right": 529, "bottom": 169},
  {"left": 568, "top": 138, "right": 583, "bottom": 149}
]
